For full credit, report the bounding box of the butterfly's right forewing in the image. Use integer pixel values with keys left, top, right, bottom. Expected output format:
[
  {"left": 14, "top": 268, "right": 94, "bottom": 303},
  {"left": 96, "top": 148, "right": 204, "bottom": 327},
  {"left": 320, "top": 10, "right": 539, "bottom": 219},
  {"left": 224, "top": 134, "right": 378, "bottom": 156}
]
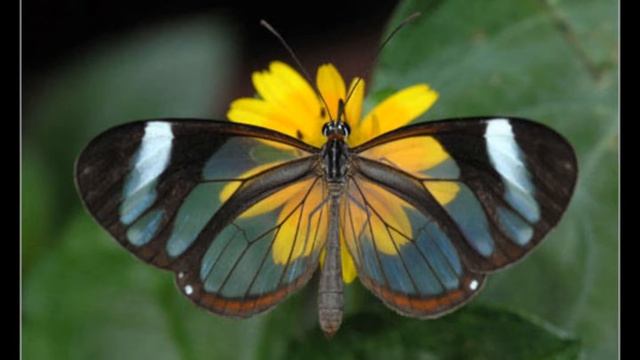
[{"left": 75, "top": 119, "right": 329, "bottom": 317}]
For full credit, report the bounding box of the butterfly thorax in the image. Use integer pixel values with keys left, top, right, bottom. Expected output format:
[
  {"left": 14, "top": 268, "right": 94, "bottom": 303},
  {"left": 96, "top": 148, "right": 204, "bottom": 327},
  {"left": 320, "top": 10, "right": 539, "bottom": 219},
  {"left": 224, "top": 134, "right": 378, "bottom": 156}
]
[
  {"left": 321, "top": 120, "right": 351, "bottom": 195},
  {"left": 321, "top": 139, "right": 350, "bottom": 193}
]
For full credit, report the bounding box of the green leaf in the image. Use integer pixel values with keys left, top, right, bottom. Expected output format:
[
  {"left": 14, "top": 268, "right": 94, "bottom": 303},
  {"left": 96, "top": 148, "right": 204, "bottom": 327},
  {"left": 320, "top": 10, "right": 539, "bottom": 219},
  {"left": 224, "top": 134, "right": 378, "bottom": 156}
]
[
  {"left": 22, "top": 147, "right": 54, "bottom": 275},
  {"left": 374, "top": 0, "right": 617, "bottom": 359},
  {"left": 285, "top": 306, "right": 580, "bottom": 360},
  {"left": 22, "top": 212, "right": 269, "bottom": 360},
  {"left": 23, "top": 16, "right": 239, "bottom": 252},
  {"left": 22, "top": 16, "right": 254, "bottom": 360}
]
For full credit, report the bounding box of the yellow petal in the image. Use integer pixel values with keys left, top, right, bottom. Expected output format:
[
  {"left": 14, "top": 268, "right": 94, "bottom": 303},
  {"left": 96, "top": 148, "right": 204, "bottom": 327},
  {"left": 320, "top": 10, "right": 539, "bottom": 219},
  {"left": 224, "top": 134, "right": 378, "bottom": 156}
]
[
  {"left": 253, "top": 61, "right": 319, "bottom": 117},
  {"left": 316, "top": 64, "right": 346, "bottom": 121},
  {"left": 360, "top": 136, "right": 450, "bottom": 175},
  {"left": 230, "top": 61, "right": 325, "bottom": 147},
  {"left": 340, "top": 242, "right": 358, "bottom": 283},
  {"left": 424, "top": 181, "right": 460, "bottom": 205},
  {"left": 227, "top": 98, "right": 297, "bottom": 136},
  {"left": 244, "top": 180, "right": 311, "bottom": 219},
  {"left": 220, "top": 163, "right": 311, "bottom": 219},
  {"left": 352, "top": 84, "right": 439, "bottom": 146},
  {"left": 272, "top": 180, "right": 327, "bottom": 264},
  {"left": 227, "top": 97, "right": 325, "bottom": 147},
  {"left": 368, "top": 191, "right": 412, "bottom": 254},
  {"left": 219, "top": 161, "right": 282, "bottom": 202},
  {"left": 344, "top": 78, "right": 365, "bottom": 129},
  {"left": 344, "top": 180, "right": 412, "bottom": 255}
]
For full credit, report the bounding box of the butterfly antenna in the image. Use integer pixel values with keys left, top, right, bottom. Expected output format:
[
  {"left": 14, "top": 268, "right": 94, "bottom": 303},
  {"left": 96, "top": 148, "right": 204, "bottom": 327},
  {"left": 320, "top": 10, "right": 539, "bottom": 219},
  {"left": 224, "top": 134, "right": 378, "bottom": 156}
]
[
  {"left": 337, "top": 99, "right": 346, "bottom": 124},
  {"left": 344, "top": 12, "right": 421, "bottom": 106},
  {"left": 260, "top": 20, "right": 335, "bottom": 121}
]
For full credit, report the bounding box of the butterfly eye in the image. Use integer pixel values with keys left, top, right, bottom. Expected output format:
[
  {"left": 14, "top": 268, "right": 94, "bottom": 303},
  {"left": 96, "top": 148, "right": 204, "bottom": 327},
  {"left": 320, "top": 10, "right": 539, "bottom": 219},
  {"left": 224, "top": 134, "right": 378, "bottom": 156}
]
[
  {"left": 322, "top": 122, "right": 333, "bottom": 137},
  {"left": 339, "top": 122, "right": 350, "bottom": 137}
]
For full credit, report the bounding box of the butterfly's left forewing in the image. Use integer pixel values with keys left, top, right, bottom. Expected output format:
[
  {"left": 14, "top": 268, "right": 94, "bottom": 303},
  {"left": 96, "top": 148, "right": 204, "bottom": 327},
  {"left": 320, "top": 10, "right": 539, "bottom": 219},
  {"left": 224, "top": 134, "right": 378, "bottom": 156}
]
[
  {"left": 75, "top": 119, "right": 328, "bottom": 316},
  {"left": 346, "top": 117, "right": 577, "bottom": 317}
]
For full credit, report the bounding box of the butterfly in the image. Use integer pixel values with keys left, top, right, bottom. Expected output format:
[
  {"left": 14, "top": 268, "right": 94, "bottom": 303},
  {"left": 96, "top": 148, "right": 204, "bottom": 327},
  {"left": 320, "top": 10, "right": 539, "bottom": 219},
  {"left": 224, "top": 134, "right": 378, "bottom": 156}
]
[{"left": 75, "top": 19, "right": 577, "bottom": 338}]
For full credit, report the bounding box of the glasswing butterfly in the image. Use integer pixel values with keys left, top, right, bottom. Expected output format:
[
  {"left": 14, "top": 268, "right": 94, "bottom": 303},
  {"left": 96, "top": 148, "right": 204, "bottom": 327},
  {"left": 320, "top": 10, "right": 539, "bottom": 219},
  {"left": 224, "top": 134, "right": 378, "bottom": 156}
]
[{"left": 74, "top": 19, "right": 578, "bottom": 337}]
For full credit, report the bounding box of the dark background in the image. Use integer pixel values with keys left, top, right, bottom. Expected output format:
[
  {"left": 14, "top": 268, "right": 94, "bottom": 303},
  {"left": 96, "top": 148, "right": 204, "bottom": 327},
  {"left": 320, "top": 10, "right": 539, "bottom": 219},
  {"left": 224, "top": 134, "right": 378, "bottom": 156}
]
[{"left": 24, "top": 0, "right": 398, "bottom": 102}]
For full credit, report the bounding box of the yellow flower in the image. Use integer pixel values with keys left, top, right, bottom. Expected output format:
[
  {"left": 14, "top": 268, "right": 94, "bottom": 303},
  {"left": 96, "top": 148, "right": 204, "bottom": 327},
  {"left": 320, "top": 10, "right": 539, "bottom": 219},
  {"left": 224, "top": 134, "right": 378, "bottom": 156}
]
[{"left": 225, "top": 61, "right": 453, "bottom": 284}]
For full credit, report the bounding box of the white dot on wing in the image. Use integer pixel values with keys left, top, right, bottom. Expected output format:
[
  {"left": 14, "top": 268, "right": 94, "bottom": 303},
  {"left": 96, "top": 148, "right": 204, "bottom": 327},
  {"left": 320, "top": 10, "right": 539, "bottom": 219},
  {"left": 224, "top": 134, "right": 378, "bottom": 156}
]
[
  {"left": 185, "top": 285, "right": 193, "bottom": 295},
  {"left": 469, "top": 279, "right": 479, "bottom": 291}
]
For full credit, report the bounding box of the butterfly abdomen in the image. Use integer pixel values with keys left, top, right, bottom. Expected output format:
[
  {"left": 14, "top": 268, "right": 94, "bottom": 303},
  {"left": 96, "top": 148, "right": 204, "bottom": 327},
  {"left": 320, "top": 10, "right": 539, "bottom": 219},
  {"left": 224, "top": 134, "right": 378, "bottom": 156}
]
[{"left": 318, "top": 194, "right": 344, "bottom": 337}]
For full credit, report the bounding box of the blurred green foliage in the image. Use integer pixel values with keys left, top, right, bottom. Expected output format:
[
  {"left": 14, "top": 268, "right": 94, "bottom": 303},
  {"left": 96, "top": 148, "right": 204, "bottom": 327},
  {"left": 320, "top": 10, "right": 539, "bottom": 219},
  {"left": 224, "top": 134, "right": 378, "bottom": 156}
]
[
  {"left": 22, "top": 1, "right": 617, "bottom": 359},
  {"left": 374, "top": 1, "right": 617, "bottom": 359},
  {"left": 284, "top": 307, "right": 580, "bottom": 360}
]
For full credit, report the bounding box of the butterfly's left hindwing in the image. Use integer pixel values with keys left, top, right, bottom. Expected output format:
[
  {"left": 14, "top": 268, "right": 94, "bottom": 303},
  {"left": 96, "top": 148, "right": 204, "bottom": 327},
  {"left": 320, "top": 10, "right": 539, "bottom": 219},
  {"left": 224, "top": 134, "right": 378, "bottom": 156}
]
[
  {"left": 348, "top": 117, "right": 577, "bottom": 317},
  {"left": 341, "top": 174, "right": 486, "bottom": 317},
  {"left": 75, "top": 119, "right": 328, "bottom": 316}
]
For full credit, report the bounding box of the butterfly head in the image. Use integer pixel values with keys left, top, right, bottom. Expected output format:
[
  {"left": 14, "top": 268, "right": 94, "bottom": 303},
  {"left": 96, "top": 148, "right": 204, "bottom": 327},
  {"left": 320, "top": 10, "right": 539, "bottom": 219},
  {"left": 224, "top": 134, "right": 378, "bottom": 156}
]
[
  {"left": 322, "top": 99, "right": 350, "bottom": 141},
  {"left": 322, "top": 121, "right": 350, "bottom": 141}
]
